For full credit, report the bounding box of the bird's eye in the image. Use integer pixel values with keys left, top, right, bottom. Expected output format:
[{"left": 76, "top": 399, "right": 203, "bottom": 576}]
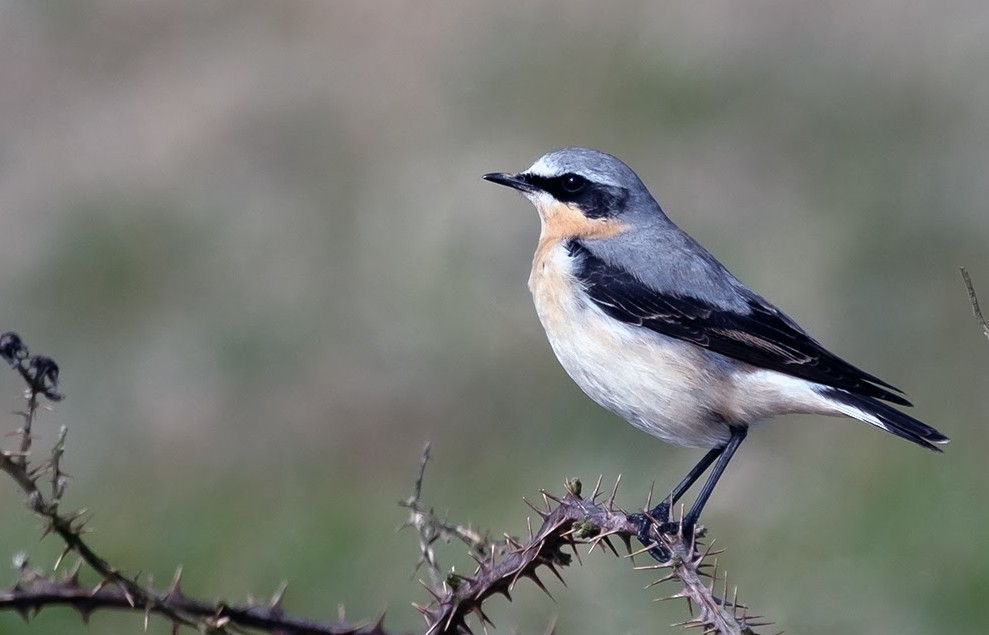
[{"left": 561, "top": 174, "right": 586, "bottom": 193}]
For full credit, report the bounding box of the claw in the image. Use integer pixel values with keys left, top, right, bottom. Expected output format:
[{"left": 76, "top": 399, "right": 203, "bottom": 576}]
[
  {"left": 627, "top": 512, "right": 672, "bottom": 563},
  {"left": 646, "top": 499, "right": 672, "bottom": 525}
]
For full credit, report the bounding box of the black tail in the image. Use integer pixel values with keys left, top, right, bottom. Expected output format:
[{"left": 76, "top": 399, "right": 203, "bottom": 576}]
[{"left": 821, "top": 388, "right": 949, "bottom": 452}]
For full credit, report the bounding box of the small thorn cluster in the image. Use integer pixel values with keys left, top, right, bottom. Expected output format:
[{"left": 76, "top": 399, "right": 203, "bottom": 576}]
[{"left": 0, "top": 331, "right": 63, "bottom": 402}]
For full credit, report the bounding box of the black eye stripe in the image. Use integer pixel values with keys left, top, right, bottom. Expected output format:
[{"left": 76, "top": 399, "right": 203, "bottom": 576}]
[
  {"left": 521, "top": 173, "right": 627, "bottom": 219},
  {"left": 523, "top": 173, "right": 589, "bottom": 200}
]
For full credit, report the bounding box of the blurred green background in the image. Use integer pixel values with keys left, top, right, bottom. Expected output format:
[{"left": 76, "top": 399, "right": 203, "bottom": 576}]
[{"left": 1, "top": 2, "right": 987, "bottom": 634}]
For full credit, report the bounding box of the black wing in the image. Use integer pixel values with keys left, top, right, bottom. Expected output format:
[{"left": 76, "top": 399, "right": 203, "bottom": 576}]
[{"left": 568, "top": 240, "right": 911, "bottom": 406}]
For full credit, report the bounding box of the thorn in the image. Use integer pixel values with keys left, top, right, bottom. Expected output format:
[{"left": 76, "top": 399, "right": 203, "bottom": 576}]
[
  {"left": 708, "top": 559, "right": 720, "bottom": 590},
  {"left": 474, "top": 605, "right": 495, "bottom": 628},
  {"left": 544, "top": 562, "right": 567, "bottom": 587},
  {"left": 65, "top": 559, "right": 83, "bottom": 585},
  {"left": 372, "top": 610, "right": 387, "bottom": 630},
  {"left": 643, "top": 571, "right": 679, "bottom": 588},
  {"left": 600, "top": 535, "right": 620, "bottom": 557},
  {"left": 65, "top": 508, "right": 89, "bottom": 522},
  {"left": 557, "top": 526, "right": 578, "bottom": 539},
  {"left": 418, "top": 579, "right": 443, "bottom": 602},
  {"left": 504, "top": 533, "right": 523, "bottom": 550},
  {"left": 338, "top": 603, "right": 346, "bottom": 622},
  {"left": 523, "top": 497, "right": 549, "bottom": 519},
  {"left": 625, "top": 542, "right": 661, "bottom": 559},
  {"left": 655, "top": 590, "right": 689, "bottom": 602},
  {"left": 586, "top": 537, "right": 602, "bottom": 555},
  {"left": 166, "top": 566, "right": 184, "bottom": 599},
  {"left": 270, "top": 580, "right": 288, "bottom": 609},
  {"left": 468, "top": 550, "right": 485, "bottom": 566},
  {"left": 526, "top": 516, "right": 534, "bottom": 539},
  {"left": 541, "top": 489, "right": 562, "bottom": 504},
  {"left": 644, "top": 481, "right": 655, "bottom": 511},
  {"left": 52, "top": 546, "right": 71, "bottom": 572},
  {"left": 590, "top": 474, "right": 604, "bottom": 501},
  {"left": 526, "top": 570, "right": 555, "bottom": 602},
  {"left": 633, "top": 562, "right": 673, "bottom": 571},
  {"left": 607, "top": 474, "right": 622, "bottom": 509},
  {"left": 698, "top": 539, "right": 721, "bottom": 563},
  {"left": 76, "top": 605, "right": 92, "bottom": 624},
  {"left": 539, "top": 491, "right": 554, "bottom": 511},
  {"left": 442, "top": 604, "right": 461, "bottom": 633},
  {"left": 618, "top": 533, "right": 633, "bottom": 556}
]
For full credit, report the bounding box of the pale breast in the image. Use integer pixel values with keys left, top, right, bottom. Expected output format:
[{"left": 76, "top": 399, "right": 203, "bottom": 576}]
[{"left": 528, "top": 240, "right": 735, "bottom": 448}]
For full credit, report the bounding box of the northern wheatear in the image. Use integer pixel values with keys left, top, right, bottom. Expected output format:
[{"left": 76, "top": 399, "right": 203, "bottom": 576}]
[{"left": 484, "top": 147, "right": 947, "bottom": 535}]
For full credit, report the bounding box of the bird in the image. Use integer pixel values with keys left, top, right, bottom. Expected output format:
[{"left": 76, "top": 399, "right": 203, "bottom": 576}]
[{"left": 483, "top": 147, "right": 947, "bottom": 539}]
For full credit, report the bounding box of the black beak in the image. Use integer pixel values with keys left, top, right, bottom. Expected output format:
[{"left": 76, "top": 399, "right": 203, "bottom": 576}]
[{"left": 482, "top": 172, "right": 537, "bottom": 193}]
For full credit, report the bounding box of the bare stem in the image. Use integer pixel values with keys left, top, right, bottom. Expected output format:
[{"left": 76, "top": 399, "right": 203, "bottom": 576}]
[
  {"left": 14, "top": 390, "right": 37, "bottom": 469},
  {"left": 960, "top": 267, "right": 989, "bottom": 342}
]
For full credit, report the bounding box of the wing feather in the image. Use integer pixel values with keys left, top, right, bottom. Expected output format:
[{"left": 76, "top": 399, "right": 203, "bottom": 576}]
[{"left": 568, "top": 240, "right": 911, "bottom": 406}]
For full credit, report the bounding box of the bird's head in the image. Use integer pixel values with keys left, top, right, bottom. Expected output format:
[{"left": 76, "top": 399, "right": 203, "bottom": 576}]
[{"left": 484, "top": 147, "right": 666, "bottom": 241}]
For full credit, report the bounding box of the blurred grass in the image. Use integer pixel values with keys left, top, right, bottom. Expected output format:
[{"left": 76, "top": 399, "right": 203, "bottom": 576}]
[{"left": 1, "top": 1, "right": 988, "bottom": 634}]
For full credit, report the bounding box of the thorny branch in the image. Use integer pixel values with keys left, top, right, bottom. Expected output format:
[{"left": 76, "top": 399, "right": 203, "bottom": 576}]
[
  {"left": 2, "top": 560, "right": 389, "bottom": 635},
  {"left": 403, "top": 470, "right": 768, "bottom": 635},
  {"left": 0, "top": 332, "right": 386, "bottom": 634},
  {"left": 0, "top": 332, "right": 194, "bottom": 629}
]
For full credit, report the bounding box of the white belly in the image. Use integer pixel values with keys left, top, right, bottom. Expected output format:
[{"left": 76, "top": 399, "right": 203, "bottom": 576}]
[{"left": 528, "top": 243, "right": 736, "bottom": 448}]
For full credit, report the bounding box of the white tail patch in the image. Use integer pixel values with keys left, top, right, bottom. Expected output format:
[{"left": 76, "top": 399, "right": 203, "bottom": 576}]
[{"left": 823, "top": 393, "right": 889, "bottom": 432}]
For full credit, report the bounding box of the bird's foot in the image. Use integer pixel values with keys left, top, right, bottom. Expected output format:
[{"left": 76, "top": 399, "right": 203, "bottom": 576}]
[
  {"left": 629, "top": 512, "right": 672, "bottom": 562},
  {"left": 629, "top": 503, "right": 702, "bottom": 563},
  {"left": 629, "top": 504, "right": 680, "bottom": 563}
]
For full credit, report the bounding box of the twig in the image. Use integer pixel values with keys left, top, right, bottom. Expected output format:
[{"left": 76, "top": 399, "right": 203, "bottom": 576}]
[
  {"left": 960, "top": 267, "right": 989, "bottom": 342},
  {"left": 2, "top": 565, "right": 390, "bottom": 635},
  {"left": 400, "top": 443, "right": 500, "bottom": 590},
  {"left": 0, "top": 333, "right": 197, "bottom": 629},
  {"left": 1, "top": 332, "right": 394, "bottom": 634}
]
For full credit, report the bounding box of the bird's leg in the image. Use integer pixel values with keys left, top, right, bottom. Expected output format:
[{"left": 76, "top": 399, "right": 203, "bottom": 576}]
[
  {"left": 629, "top": 444, "right": 724, "bottom": 562},
  {"left": 650, "top": 445, "right": 724, "bottom": 530},
  {"left": 679, "top": 426, "right": 747, "bottom": 541}
]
